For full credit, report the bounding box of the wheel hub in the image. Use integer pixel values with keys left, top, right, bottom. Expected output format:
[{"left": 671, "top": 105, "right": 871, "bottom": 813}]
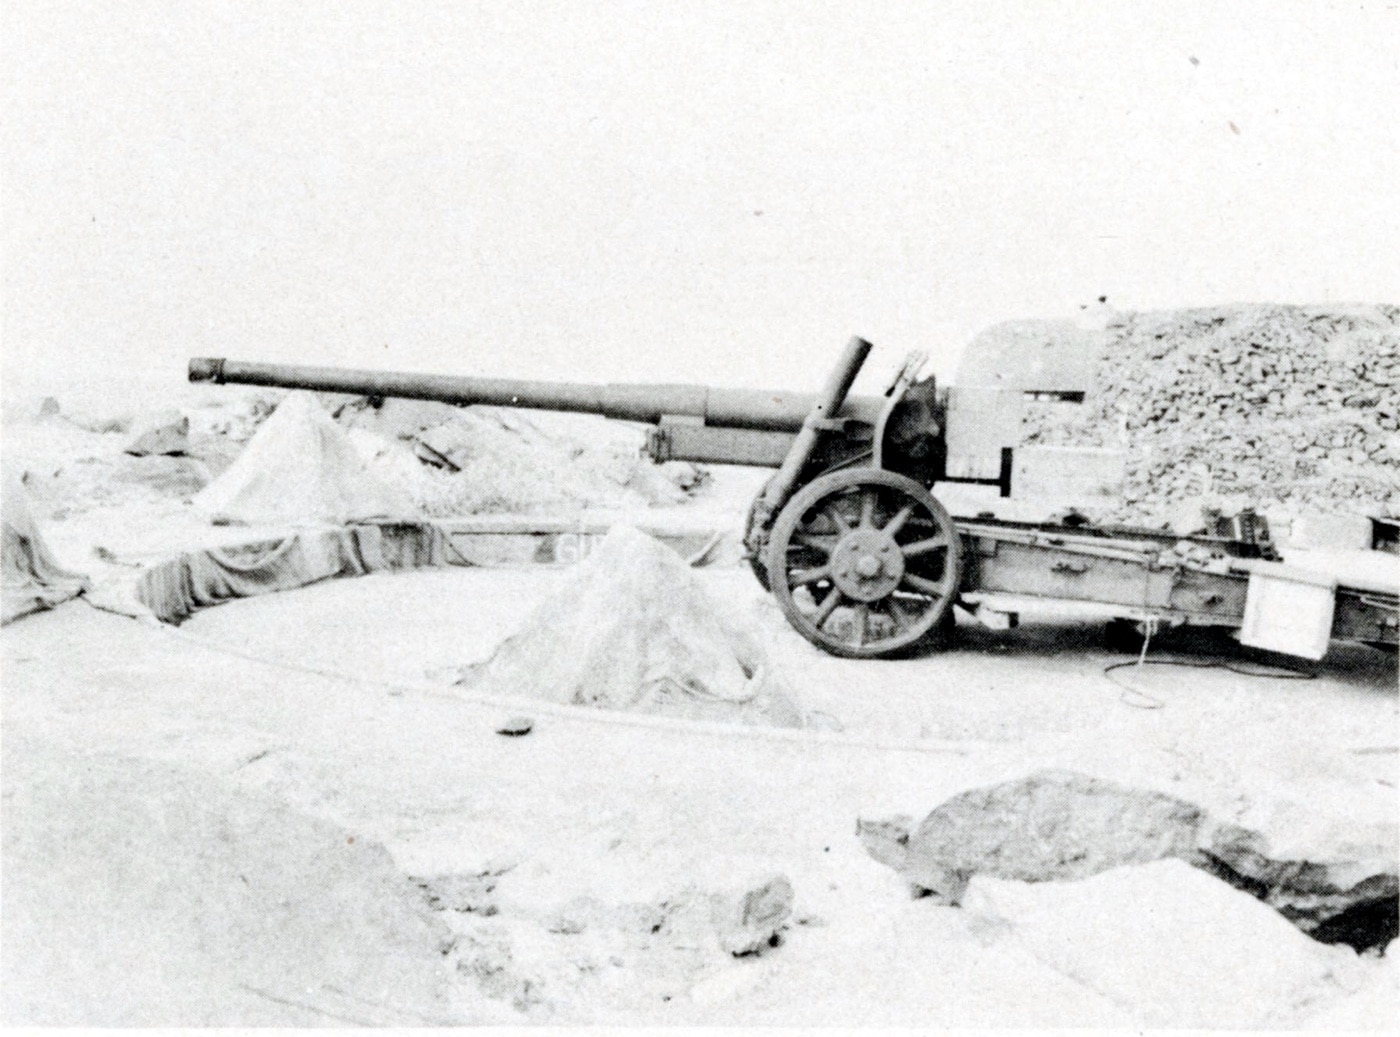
[{"left": 830, "top": 528, "right": 905, "bottom": 602}]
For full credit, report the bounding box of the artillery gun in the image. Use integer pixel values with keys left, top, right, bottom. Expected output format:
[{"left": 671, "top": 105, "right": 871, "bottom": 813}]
[
  {"left": 191, "top": 340, "right": 1005, "bottom": 657},
  {"left": 190, "top": 341, "right": 1398, "bottom": 662}
]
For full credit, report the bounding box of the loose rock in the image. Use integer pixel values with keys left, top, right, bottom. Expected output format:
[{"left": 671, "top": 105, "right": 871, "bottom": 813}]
[
  {"left": 124, "top": 410, "right": 190, "bottom": 457},
  {"left": 709, "top": 874, "right": 795, "bottom": 956},
  {"left": 496, "top": 716, "right": 534, "bottom": 737}
]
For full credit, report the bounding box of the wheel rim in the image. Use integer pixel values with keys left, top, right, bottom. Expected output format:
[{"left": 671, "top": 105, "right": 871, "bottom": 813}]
[{"left": 767, "top": 469, "right": 961, "bottom": 658}]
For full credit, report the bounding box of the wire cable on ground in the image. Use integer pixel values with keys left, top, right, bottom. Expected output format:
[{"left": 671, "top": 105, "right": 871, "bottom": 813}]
[{"left": 1103, "top": 619, "right": 1316, "bottom": 710}]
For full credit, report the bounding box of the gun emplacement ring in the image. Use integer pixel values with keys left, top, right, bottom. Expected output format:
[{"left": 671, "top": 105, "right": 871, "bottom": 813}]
[{"left": 767, "top": 468, "right": 961, "bottom": 659}]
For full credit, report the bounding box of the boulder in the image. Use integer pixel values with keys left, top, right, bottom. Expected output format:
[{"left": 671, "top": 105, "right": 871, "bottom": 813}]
[
  {"left": 858, "top": 770, "right": 1209, "bottom": 904},
  {"left": 1203, "top": 820, "right": 1399, "bottom": 948}
]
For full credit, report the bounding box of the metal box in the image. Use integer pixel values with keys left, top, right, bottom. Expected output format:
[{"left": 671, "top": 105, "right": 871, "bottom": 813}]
[{"left": 1239, "top": 564, "right": 1337, "bottom": 660}]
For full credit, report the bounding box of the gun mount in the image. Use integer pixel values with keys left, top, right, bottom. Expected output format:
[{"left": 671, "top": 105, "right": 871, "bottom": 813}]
[
  {"left": 192, "top": 340, "right": 1004, "bottom": 656},
  {"left": 189, "top": 342, "right": 1396, "bottom": 661}
]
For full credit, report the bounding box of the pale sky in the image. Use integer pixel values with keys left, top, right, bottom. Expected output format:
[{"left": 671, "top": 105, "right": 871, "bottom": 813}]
[{"left": 3, "top": 1, "right": 1398, "bottom": 410}]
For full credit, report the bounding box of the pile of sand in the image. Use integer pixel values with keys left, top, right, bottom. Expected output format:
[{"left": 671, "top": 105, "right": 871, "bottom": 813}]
[
  {"left": 452, "top": 526, "right": 802, "bottom": 727},
  {"left": 6, "top": 386, "right": 699, "bottom": 529},
  {"left": 5, "top": 410, "right": 220, "bottom": 522},
  {"left": 1, "top": 744, "right": 464, "bottom": 1026},
  {"left": 0, "top": 389, "right": 285, "bottom": 531},
  {"left": 1006, "top": 304, "right": 1400, "bottom": 522},
  {"left": 336, "top": 396, "right": 699, "bottom": 516},
  {"left": 193, "top": 392, "right": 416, "bottom": 525}
]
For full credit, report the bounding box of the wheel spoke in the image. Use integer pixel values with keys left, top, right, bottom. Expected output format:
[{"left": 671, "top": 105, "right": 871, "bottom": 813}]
[
  {"left": 886, "top": 598, "right": 917, "bottom": 633},
  {"left": 824, "top": 503, "right": 852, "bottom": 533},
  {"left": 901, "top": 572, "right": 948, "bottom": 596},
  {"left": 882, "top": 503, "right": 915, "bottom": 537},
  {"left": 850, "top": 603, "right": 868, "bottom": 646},
  {"left": 811, "top": 587, "right": 844, "bottom": 628},
  {"left": 793, "top": 533, "right": 838, "bottom": 555},
  {"left": 902, "top": 535, "right": 949, "bottom": 558},
  {"left": 858, "top": 488, "right": 876, "bottom": 529},
  {"left": 789, "top": 563, "right": 831, "bottom": 587}
]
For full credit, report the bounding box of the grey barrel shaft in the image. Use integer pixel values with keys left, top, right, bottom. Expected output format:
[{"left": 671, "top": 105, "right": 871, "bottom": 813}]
[{"left": 189, "top": 357, "right": 879, "bottom": 433}]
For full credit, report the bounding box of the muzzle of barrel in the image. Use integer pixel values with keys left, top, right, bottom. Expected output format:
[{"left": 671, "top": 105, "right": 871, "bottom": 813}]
[{"left": 188, "top": 357, "right": 226, "bottom": 384}]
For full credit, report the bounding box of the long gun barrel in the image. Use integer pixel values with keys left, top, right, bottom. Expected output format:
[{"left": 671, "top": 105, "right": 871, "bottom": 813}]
[{"left": 188, "top": 356, "right": 883, "bottom": 433}]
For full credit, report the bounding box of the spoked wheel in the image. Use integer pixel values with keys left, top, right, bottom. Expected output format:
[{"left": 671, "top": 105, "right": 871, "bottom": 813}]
[{"left": 766, "top": 468, "right": 962, "bottom": 659}]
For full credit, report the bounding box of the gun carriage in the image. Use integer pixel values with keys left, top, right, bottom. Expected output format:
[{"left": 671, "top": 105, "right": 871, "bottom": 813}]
[{"left": 190, "top": 341, "right": 1398, "bottom": 661}]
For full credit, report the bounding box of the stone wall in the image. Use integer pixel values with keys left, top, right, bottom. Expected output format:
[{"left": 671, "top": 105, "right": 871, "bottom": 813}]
[{"left": 1015, "top": 304, "right": 1400, "bottom": 524}]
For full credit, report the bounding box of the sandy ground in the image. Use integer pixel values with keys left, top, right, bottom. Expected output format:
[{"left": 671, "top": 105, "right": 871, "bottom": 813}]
[
  {"left": 4, "top": 558, "right": 1396, "bottom": 1025},
  {"left": 2, "top": 399, "right": 1398, "bottom": 1026}
]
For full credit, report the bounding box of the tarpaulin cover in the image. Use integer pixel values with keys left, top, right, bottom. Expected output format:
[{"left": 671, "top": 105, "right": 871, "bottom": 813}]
[
  {"left": 137, "top": 522, "right": 447, "bottom": 624},
  {"left": 454, "top": 525, "right": 804, "bottom": 727},
  {"left": 2, "top": 470, "right": 89, "bottom": 625},
  {"left": 192, "top": 391, "right": 416, "bottom": 526}
]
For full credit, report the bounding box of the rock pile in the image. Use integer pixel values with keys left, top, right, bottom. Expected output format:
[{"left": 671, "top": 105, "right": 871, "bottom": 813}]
[
  {"left": 1018, "top": 305, "right": 1400, "bottom": 523},
  {"left": 858, "top": 770, "right": 1398, "bottom": 952}
]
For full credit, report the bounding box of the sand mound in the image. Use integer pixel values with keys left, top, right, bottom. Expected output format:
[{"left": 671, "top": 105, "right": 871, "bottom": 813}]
[
  {"left": 194, "top": 391, "right": 416, "bottom": 525},
  {"left": 1, "top": 744, "right": 460, "bottom": 1026},
  {"left": 1003, "top": 304, "right": 1400, "bottom": 522},
  {"left": 2, "top": 402, "right": 241, "bottom": 523},
  {"left": 454, "top": 525, "right": 802, "bottom": 726},
  {"left": 20, "top": 454, "right": 215, "bottom": 521},
  {"left": 337, "top": 397, "right": 698, "bottom": 516}
]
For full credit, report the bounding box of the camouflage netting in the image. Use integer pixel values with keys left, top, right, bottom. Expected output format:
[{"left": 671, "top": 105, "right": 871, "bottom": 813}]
[{"left": 1015, "top": 304, "right": 1400, "bottom": 524}]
